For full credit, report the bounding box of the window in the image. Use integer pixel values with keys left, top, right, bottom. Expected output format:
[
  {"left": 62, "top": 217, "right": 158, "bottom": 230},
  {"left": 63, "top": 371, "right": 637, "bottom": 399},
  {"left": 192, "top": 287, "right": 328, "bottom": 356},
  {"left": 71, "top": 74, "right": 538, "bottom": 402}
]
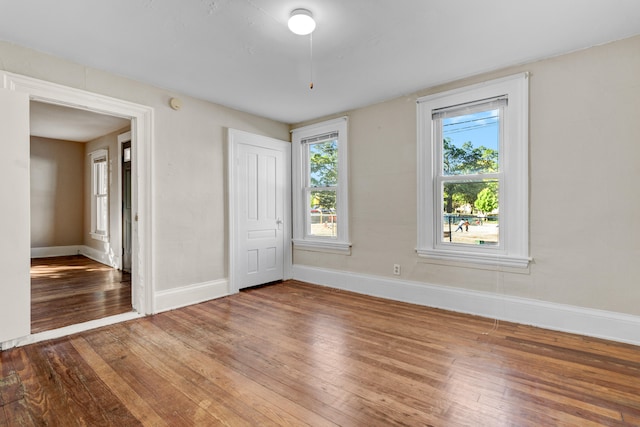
[
  {"left": 417, "top": 73, "right": 529, "bottom": 268},
  {"left": 292, "top": 117, "right": 350, "bottom": 253},
  {"left": 90, "top": 149, "right": 109, "bottom": 241}
]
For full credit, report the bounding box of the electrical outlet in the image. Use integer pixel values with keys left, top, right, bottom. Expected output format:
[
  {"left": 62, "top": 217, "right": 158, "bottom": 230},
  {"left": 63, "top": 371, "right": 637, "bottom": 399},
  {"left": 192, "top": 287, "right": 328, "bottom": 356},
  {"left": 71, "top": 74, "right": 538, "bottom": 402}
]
[{"left": 393, "top": 264, "right": 401, "bottom": 275}]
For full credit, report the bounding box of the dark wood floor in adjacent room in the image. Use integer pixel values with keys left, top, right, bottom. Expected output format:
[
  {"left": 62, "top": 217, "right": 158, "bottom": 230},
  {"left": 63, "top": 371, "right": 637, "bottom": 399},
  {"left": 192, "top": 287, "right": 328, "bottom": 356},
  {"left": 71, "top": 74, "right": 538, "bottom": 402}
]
[
  {"left": 31, "top": 255, "right": 132, "bottom": 334},
  {"left": 3, "top": 280, "right": 640, "bottom": 426}
]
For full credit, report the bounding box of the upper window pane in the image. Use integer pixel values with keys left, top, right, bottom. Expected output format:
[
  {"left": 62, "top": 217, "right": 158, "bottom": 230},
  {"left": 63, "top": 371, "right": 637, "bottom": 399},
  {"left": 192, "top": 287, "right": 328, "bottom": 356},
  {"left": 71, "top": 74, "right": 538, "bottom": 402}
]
[
  {"left": 308, "top": 140, "right": 338, "bottom": 187},
  {"left": 94, "top": 160, "right": 107, "bottom": 195},
  {"left": 441, "top": 107, "right": 500, "bottom": 176}
]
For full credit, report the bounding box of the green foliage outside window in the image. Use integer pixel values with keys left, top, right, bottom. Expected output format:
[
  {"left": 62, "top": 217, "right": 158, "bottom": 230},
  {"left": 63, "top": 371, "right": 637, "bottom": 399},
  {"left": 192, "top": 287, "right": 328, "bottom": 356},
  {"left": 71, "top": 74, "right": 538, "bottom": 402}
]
[
  {"left": 443, "top": 137, "right": 498, "bottom": 214},
  {"left": 309, "top": 140, "right": 338, "bottom": 210}
]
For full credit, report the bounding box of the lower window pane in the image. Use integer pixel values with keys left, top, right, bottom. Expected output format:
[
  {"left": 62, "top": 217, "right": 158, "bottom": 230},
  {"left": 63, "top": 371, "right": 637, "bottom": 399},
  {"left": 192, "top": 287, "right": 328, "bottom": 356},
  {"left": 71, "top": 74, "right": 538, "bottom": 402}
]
[
  {"left": 309, "top": 189, "right": 337, "bottom": 237},
  {"left": 97, "top": 196, "right": 108, "bottom": 233},
  {"left": 442, "top": 180, "right": 499, "bottom": 245}
]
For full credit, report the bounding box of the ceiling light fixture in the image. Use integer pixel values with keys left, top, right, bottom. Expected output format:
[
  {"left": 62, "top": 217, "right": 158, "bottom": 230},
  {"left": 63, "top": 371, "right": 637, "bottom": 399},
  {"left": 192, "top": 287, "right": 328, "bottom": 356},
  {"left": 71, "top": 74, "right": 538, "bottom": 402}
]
[
  {"left": 288, "top": 9, "right": 316, "bottom": 35},
  {"left": 288, "top": 9, "right": 317, "bottom": 89}
]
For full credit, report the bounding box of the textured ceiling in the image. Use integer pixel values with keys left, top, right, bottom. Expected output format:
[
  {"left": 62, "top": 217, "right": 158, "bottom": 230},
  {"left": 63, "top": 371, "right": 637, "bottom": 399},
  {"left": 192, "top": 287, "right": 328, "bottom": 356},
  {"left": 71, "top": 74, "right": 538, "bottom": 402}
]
[{"left": 2, "top": 0, "right": 640, "bottom": 125}]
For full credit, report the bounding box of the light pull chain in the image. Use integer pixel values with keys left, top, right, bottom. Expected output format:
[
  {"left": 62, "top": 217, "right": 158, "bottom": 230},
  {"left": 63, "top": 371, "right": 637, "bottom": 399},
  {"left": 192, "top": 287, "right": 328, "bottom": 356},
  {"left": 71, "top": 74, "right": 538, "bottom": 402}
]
[{"left": 309, "top": 32, "right": 314, "bottom": 89}]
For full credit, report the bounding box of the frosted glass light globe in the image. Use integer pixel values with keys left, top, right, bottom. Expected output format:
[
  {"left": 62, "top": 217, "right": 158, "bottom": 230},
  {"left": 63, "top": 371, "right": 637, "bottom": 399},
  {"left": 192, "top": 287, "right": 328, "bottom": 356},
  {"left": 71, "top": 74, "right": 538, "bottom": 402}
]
[{"left": 288, "top": 9, "right": 316, "bottom": 35}]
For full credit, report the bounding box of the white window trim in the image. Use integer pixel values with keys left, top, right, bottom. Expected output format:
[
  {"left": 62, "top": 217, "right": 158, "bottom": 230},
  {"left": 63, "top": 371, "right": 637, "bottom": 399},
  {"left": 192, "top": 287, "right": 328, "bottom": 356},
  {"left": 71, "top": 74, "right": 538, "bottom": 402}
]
[
  {"left": 90, "top": 148, "right": 109, "bottom": 242},
  {"left": 417, "top": 73, "right": 530, "bottom": 268},
  {"left": 292, "top": 116, "right": 351, "bottom": 254}
]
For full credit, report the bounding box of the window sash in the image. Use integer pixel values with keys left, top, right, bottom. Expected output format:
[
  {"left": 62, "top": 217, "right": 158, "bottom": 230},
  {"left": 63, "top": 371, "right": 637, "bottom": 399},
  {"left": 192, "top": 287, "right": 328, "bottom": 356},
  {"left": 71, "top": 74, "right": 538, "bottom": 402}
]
[
  {"left": 433, "top": 98, "right": 504, "bottom": 250},
  {"left": 303, "top": 137, "right": 339, "bottom": 239},
  {"left": 90, "top": 149, "right": 109, "bottom": 239},
  {"left": 434, "top": 99, "right": 504, "bottom": 177}
]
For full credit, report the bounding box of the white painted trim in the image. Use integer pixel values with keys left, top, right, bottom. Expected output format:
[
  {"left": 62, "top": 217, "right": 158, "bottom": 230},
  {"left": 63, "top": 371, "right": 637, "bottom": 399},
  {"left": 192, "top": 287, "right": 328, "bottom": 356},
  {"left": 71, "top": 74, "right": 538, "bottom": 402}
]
[
  {"left": 89, "top": 148, "right": 109, "bottom": 240},
  {"left": 417, "top": 73, "right": 529, "bottom": 268},
  {"left": 154, "top": 279, "right": 229, "bottom": 313},
  {"left": 0, "top": 70, "right": 154, "bottom": 348},
  {"left": 3, "top": 312, "right": 142, "bottom": 350},
  {"left": 292, "top": 265, "right": 640, "bottom": 347},
  {"left": 1, "top": 71, "right": 154, "bottom": 317},
  {"left": 291, "top": 117, "right": 350, "bottom": 252},
  {"left": 292, "top": 239, "right": 351, "bottom": 255},
  {"left": 31, "top": 245, "right": 83, "bottom": 258}
]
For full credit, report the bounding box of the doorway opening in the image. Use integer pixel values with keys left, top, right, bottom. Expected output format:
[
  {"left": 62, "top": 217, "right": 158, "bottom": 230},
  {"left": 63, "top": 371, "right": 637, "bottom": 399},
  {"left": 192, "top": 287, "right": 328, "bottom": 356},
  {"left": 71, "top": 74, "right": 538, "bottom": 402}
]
[
  {"left": 1, "top": 71, "right": 153, "bottom": 348},
  {"left": 29, "top": 101, "right": 134, "bottom": 333}
]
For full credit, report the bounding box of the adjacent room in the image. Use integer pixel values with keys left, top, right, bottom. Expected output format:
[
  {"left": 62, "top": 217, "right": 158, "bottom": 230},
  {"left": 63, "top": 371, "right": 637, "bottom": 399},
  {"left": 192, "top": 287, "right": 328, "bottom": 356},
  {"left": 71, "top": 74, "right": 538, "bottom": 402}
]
[
  {"left": 1, "top": 1, "right": 639, "bottom": 425},
  {"left": 29, "top": 102, "right": 133, "bottom": 333}
]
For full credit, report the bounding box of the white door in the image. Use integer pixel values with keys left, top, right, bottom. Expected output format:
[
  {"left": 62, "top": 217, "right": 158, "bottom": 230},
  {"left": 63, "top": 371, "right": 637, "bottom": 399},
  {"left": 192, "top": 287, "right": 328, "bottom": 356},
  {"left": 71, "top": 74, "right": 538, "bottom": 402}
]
[
  {"left": 0, "top": 89, "right": 31, "bottom": 343},
  {"left": 229, "top": 129, "right": 290, "bottom": 290}
]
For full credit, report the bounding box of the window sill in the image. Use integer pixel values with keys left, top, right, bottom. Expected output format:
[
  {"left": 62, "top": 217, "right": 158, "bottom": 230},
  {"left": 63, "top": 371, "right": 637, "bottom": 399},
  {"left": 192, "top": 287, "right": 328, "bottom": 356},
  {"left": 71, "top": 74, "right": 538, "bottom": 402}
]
[
  {"left": 416, "top": 248, "right": 530, "bottom": 269},
  {"left": 91, "top": 232, "right": 109, "bottom": 242},
  {"left": 293, "top": 239, "right": 351, "bottom": 255}
]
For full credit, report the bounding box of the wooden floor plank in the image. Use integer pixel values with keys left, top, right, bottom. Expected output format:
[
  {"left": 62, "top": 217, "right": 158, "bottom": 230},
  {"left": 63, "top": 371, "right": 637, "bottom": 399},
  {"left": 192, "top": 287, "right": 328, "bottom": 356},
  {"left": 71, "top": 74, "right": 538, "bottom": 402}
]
[
  {"left": 1, "top": 280, "right": 639, "bottom": 426},
  {"left": 80, "top": 327, "right": 209, "bottom": 426},
  {"left": 69, "top": 336, "right": 162, "bottom": 427},
  {"left": 41, "top": 339, "right": 140, "bottom": 426}
]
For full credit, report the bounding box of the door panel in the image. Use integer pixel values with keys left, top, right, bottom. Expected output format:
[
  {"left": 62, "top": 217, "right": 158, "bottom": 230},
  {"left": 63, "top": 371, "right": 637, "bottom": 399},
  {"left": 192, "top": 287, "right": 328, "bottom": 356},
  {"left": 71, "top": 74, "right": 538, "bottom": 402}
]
[
  {"left": 0, "top": 89, "right": 31, "bottom": 342},
  {"left": 230, "top": 129, "right": 289, "bottom": 291},
  {"left": 237, "top": 143, "right": 285, "bottom": 288}
]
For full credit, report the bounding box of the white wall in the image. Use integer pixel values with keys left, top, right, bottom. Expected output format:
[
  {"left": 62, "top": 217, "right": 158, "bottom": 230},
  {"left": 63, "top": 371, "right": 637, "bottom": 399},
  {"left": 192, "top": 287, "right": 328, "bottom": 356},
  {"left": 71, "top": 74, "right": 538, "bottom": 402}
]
[
  {"left": 293, "top": 34, "right": 640, "bottom": 319},
  {"left": 0, "top": 41, "right": 290, "bottom": 295}
]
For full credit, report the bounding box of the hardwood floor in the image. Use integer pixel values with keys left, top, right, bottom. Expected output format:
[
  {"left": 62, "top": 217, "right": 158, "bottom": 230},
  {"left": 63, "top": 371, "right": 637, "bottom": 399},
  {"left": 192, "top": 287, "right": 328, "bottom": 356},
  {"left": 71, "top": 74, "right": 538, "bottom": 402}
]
[
  {"left": 2, "top": 280, "right": 639, "bottom": 426},
  {"left": 31, "top": 256, "right": 132, "bottom": 334}
]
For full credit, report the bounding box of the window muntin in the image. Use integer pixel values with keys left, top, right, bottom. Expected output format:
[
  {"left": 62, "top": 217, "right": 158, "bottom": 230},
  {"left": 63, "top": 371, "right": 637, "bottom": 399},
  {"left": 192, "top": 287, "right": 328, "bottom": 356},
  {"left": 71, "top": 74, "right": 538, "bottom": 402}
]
[
  {"left": 417, "top": 73, "right": 529, "bottom": 268},
  {"left": 292, "top": 117, "right": 350, "bottom": 253}
]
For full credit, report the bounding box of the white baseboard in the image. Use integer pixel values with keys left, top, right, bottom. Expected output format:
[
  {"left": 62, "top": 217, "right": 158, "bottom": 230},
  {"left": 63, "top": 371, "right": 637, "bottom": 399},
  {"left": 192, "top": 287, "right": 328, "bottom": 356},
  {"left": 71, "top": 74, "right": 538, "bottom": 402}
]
[
  {"left": 31, "top": 245, "right": 83, "bottom": 258},
  {"left": 293, "top": 265, "right": 640, "bottom": 347},
  {"left": 79, "top": 246, "right": 120, "bottom": 269},
  {"left": 31, "top": 245, "right": 120, "bottom": 269},
  {"left": 154, "top": 279, "right": 229, "bottom": 313}
]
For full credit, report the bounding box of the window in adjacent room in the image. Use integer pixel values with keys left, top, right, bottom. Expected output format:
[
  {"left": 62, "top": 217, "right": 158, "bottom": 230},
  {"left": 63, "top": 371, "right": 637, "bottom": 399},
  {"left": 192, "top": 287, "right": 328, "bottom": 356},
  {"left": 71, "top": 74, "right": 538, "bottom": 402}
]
[
  {"left": 417, "top": 73, "right": 529, "bottom": 268},
  {"left": 292, "top": 117, "right": 350, "bottom": 253},
  {"left": 90, "top": 149, "right": 109, "bottom": 241}
]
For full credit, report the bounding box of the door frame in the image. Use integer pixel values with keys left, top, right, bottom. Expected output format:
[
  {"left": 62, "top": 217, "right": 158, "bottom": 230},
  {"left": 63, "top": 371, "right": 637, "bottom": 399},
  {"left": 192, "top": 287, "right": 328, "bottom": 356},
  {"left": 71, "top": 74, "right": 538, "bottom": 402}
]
[
  {"left": 227, "top": 128, "right": 292, "bottom": 294},
  {"left": 118, "top": 131, "right": 133, "bottom": 273},
  {"left": 1, "top": 71, "right": 154, "bottom": 346}
]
